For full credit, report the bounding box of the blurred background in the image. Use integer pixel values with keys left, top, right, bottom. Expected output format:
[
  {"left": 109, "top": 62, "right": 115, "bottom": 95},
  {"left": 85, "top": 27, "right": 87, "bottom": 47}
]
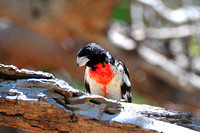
[{"left": 0, "top": 0, "right": 200, "bottom": 132}]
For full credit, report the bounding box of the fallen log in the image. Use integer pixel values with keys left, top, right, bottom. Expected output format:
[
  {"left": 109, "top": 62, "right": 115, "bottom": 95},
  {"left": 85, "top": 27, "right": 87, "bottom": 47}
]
[{"left": 0, "top": 64, "right": 199, "bottom": 133}]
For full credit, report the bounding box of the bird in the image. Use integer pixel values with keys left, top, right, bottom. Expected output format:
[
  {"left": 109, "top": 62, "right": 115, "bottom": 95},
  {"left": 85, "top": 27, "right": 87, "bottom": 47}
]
[{"left": 76, "top": 43, "right": 132, "bottom": 102}]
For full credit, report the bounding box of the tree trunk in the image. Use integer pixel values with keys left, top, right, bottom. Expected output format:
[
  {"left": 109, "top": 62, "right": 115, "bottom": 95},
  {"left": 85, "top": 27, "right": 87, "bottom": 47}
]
[{"left": 0, "top": 64, "right": 199, "bottom": 133}]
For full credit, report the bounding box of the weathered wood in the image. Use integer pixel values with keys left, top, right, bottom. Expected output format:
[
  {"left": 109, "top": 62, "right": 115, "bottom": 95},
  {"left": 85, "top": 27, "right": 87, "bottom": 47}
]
[
  {"left": 0, "top": 64, "right": 54, "bottom": 79},
  {"left": 0, "top": 64, "right": 199, "bottom": 133}
]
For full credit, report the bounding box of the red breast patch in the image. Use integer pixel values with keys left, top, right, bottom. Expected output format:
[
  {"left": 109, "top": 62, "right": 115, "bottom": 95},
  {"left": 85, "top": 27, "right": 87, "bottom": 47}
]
[{"left": 89, "top": 63, "right": 115, "bottom": 98}]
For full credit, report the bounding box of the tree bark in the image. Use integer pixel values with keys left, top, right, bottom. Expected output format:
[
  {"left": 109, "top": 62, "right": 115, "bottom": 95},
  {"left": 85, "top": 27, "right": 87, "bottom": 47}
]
[{"left": 0, "top": 64, "right": 199, "bottom": 133}]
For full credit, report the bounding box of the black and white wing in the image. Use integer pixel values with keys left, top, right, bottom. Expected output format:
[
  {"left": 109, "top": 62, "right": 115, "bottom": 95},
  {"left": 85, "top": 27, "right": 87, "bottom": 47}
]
[{"left": 115, "top": 60, "right": 132, "bottom": 103}]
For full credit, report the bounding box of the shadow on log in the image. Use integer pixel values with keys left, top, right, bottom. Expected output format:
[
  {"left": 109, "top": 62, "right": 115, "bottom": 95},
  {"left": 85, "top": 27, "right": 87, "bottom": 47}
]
[{"left": 0, "top": 64, "right": 199, "bottom": 133}]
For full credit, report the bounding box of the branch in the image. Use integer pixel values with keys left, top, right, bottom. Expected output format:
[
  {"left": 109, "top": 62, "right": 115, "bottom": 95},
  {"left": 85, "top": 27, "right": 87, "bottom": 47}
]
[
  {"left": 129, "top": 0, "right": 200, "bottom": 40},
  {"left": 146, "top": 25, "right": 200, "bottom": 39},
  {"left": 138, "top": 0, "right": 200, "bottom": 24},
  {"left": 108, "top": 22, "right": 200, "bottom": 89},
  {"left": 0, "top": 64, "right": 199, "bottom": 133}
]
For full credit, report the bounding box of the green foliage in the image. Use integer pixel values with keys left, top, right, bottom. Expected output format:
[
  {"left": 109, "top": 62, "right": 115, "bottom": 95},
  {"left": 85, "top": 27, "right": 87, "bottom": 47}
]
[
  {"left": 73, "top": 78, "right": 85, "bottom": 91},
  {"left": 132, "top": 93, "right": 155, "bottom": 104},
  {"left": 112, "top": 0, "right": 131, "bottom": 23},
  {"left": 189, "top": 36, "right": 200, "bottom": 57}
]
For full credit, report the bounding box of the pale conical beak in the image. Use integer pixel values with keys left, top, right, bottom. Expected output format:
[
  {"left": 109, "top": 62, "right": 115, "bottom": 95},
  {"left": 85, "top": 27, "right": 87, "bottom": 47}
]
[{"left": 77, "top": 56, "right": 89, "bottom": 67}]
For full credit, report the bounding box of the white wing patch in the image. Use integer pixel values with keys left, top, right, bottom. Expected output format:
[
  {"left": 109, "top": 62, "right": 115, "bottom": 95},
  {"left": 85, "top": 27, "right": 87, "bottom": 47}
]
[
  {"left": 117, "top": 63, "right": 124, "bottom": 72},
  {"left": 106, "top": 52, "right": 112, "bottom": 60},
  {"left": 123, "top": 73, "right": 131, "bottom": 87},
  {"left": 116, "top": 62, "right": 131, "bottom": 87}
]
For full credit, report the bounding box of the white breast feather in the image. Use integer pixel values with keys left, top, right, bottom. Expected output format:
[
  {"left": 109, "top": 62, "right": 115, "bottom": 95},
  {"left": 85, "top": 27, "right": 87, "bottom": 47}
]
[{"left": 85, "top": 65, "right": 123, "bottom": 101}]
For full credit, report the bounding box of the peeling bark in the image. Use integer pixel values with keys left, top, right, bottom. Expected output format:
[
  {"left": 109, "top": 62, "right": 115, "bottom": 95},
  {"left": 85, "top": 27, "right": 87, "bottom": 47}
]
[{"left": 0, "top": 64, "right": 199, "bottom": 133}]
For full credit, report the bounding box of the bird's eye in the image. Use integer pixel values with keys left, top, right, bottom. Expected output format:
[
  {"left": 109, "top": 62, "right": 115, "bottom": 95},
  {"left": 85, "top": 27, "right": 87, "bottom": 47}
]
[
  {"left": 84, "top": 47, "right": 92, "bottom": 55},
  {"left": 85, "top": 50, "right": 90, "bottom": 55}
]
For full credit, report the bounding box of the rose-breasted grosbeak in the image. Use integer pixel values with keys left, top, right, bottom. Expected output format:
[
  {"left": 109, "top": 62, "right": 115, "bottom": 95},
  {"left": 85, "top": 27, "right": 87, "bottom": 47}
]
[{"left": 77, "top": 43, "right": 132, "bottom": 102}]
